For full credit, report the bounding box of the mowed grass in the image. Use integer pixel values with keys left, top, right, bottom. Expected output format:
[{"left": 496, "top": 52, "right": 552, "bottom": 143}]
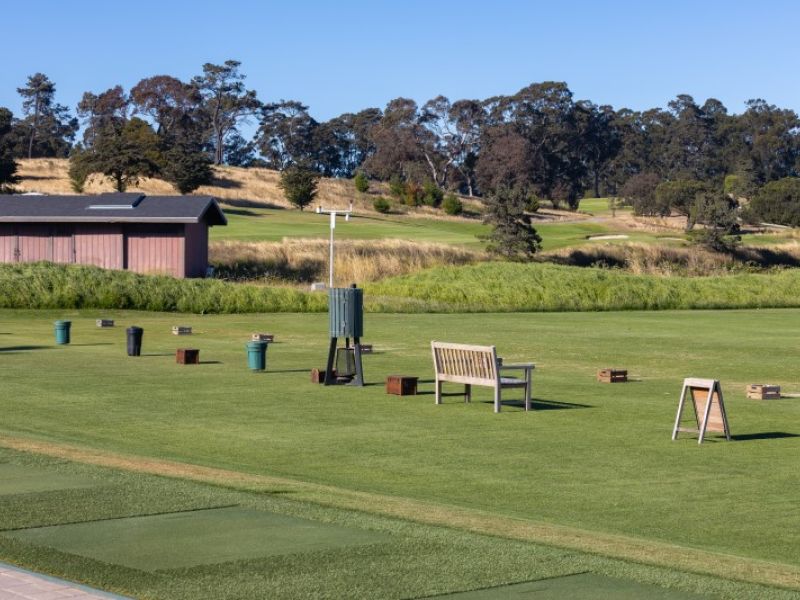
[
  {"left": 213, "top": 205, "right": 490, "bottom": 248},
  {"left": 1, "top": 449, "right": 780, "bottom": 600},
  {"left": 1, "top": 308, "right": 800, "bottom": 590}
]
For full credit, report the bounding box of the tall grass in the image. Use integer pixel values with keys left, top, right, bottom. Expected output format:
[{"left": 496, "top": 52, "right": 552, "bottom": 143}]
[
  {"left": 6, "top": 262, "right": 800, "bottom": 314},
  {"left": 366, "top": 262, "right": 800, "bottom": 312},
  {"left": 210, "top": 238, "right": 480, "bottom": 283},
  {"left": 0, "top": 263, "right": 326, "bottom": 313}
]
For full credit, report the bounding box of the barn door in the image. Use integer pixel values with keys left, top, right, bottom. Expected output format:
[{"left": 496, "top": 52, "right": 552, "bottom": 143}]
[
  {"left": 0, "top": 224, "right": 15, "bottom": 263},
  {"left": 16, "top": 225, "right": 51, "bottom": 263}
]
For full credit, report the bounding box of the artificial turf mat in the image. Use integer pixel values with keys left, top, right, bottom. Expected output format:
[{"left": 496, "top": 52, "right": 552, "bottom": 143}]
[
  {"left": 0, "top": 463, "right": 96, "bottom": 495},
  {"left": 6, "top": 505, "right": 389, "bottom": 571},
  {"left": 424, "top": 573, "right": 706, "bottom": 599}
]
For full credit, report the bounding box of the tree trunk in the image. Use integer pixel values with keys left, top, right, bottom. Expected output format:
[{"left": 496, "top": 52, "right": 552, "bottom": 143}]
[{"left": 594, "top": 171, "right": 600, "bottom": 198}]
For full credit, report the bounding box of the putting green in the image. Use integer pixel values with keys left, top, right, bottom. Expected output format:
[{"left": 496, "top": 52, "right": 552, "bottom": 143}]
[
  {"left": 5, "top": 506, "right": 388, "bottom": 571},
  {"left": 425, "top": 573, "right": 706, "bottom": 599},
  {"left": 0, "top": 464, "right": 96, "bottom": 495}
]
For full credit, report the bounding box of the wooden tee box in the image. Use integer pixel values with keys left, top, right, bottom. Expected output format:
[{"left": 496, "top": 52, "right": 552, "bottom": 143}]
[
  {"left": 746, "top": 384, "right": 781, "bottom": 399},
  {"left": 96, "top": 319, "right": 114, "bottom": 328},
  {"left": 386, "top": 375, "right": 418, "bottom": 396},
  {"left": 172, "top": 326, "right": 192, "bottom": 335},
  {"left": 176, "top": 348, "right": 199, "bottom": 365},
  {"left": 597, "top": 368, "right": 627, "bottom": 383},
  {"left": 251, "top": 333, "right": 274, "bottom": 342}
]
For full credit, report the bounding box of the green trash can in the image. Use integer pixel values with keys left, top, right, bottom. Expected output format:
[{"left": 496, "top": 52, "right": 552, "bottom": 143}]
[
  {"left": 247, "top": 340, "right": 268, "bottom": 371},
  {"left": 54, "top": 320, "right": 71, "bottom": 345}
]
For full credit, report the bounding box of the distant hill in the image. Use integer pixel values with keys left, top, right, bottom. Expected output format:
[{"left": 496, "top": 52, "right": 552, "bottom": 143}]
[{"left": 14, "top": 158, "right": 366, "bottom": 209}]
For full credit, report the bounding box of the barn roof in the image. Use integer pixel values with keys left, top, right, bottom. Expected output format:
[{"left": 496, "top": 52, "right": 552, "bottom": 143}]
[{"left": 0, "top": 193, "right": 227, "bottom": 226}]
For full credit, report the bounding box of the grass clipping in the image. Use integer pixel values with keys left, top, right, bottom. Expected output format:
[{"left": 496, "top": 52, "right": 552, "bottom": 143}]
[{"left": 210, "top": 238, "right": 480, "bottom": 283}]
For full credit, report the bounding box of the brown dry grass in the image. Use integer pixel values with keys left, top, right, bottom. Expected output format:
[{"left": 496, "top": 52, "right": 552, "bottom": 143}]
[
  {"left": 210, "top": 238, "right": 481, "bottom": 283},
  {"left": 2, "top": 434, "right": 799, "bottom": 591},
  {"left": 545, "top": 242, "right": 800, "bottom": 276},
  {"left": 15, "top": 158, "right": 366, "bottom": 209}
]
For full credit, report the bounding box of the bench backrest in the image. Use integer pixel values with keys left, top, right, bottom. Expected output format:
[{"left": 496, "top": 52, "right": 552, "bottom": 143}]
[{"left": 431, "top": 341, "right": 498, "bottom": 386}]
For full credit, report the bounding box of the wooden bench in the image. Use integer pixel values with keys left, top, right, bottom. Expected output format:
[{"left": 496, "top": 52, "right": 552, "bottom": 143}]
[{"left": 431, "top": 341, "right": 534, "bottom": 413}]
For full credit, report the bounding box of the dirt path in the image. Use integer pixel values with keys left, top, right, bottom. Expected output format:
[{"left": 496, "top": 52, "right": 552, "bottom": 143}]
[{"left": 1, "top": 434, "right": 798, "bottom": 591}]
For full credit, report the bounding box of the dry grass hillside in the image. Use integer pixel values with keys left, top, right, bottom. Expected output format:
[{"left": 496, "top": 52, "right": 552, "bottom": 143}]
[{"left": 15, "top": 158, "right": 363, "bottom": 209}]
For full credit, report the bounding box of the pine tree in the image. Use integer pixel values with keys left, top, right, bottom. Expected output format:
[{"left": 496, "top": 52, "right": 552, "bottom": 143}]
[{"left": 483, "top": 186, "right": 542, "bottom": 260}]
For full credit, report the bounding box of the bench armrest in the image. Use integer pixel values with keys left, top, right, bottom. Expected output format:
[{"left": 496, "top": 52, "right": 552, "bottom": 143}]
[{"left": 500, "top": 363, "right": 534, "bottom": 371}]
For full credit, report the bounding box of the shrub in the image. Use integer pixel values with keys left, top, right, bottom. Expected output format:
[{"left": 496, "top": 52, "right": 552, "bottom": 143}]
[
  {"left": 354, "top": 171, "right": 369, "bottom": 193},
  {"left": 373, "top": 197, "right": 392, "bottom": 213},
  {"left": 442, "top": 194, "right": 463, "bottom": 215},
  {"left": 526, "top": 194, "right": 540, "bottom": 213},
  {"left": 421, "top": 181, "right": 444, "bottom": 207},
  {"left": 278, "top": 165, "right": 320, "bottom": 210},
  {"left": 388, "top": 175, "right": 405, "bottom": 198},
  {"left": 403, "top": 181, "right": 423, "bottom": 207},
  {"left": 655, "top": 180, "right": 708, "bottom": 225},
  {"left": 746, "top": 177, "right": 800, "bottom": 226},
  {"left": 621, "top": 173, "right": 661, "bottom": 214},
  {"left": 724, "top": 174, "right": 753, "bottom": 199}
]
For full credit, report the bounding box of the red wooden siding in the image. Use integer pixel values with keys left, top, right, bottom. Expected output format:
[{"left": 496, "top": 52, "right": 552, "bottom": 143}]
[
  {"left": 125, "top": 225, "right": 185, "bottom": 277},
  {"left": 51, "top": 226, "right": 73, "bottom": 263},
  {"left": 74, "top": 225, "right": 123, "bottom": 269},
  {"left": 0, "top": 224, "right": 15, "bottom": 262},
  {"left": 16, "top": 225, "right": 51, "bottom": 262},
  {"left": 183, "top": 223, "right": 208, "bottom": 278}
]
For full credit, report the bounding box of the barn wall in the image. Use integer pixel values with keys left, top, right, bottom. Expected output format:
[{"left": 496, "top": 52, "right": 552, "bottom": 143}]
[
  {"left": 0, "top": 224, "right": 15, "bottom": 262},
  {"left": 16, "top": 225, "right": 51, "bottom": 262},
  {"left": 125, "top": 224, "right": 185, "bottom": 277},
  {"left": 183, "top": 223, "right": 209, "bottom": 278},
  {"left": 74, "top": 224, "right": 123, "bottom": 269}
]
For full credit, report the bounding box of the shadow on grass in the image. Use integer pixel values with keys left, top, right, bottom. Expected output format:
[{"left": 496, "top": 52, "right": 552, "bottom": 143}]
[
  {"left": 483, "top": 398, "right": 593, "bottom": 410},
  {"left": 0, "top": 345, "right": 52, "bottom": 352},
  {"left": 730, "top": 432, "right": 800, "bottom": 442},
  {"left": 198, "top": 361, "right": 223, "bottom": 365},
  {"left": 268, "top": 368, "right": 314, "bottom": 374},
  {"left": 222, "top": 208, "right": 261, "bottom": 217},
  {"left": 221, "top": 198, "right": 285, "bottom": 210},
  {"left": 70, "top": 343, "right": 114, "bottom": 347}
]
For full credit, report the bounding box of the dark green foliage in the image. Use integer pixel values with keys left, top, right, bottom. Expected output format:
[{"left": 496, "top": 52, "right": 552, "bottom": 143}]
[
  {"left": 723, "top": 174, "right": 753, "bottom": 199},
  {"left": 421, "top": 180, "right": 443, "bottom": 207},
  {"left": 82, "top": 118, "right": 162, "bottom": 192},
  {"left": 654, "top": 180, "right": 708, "bottom": 227},
  {"left": 388, "top": 174, "right": 405, "bottom": 198},
  {"left": 373, "top": 197, "right": 391, "bottom": 213},
  {"left": 0, "top": 107, "right": 19, "bottom": 188},
  {"left": 690, "top": 191, "right": 740, "bottom": 251},
  {"left": 621, "top": 172, "right": 661, "bottom": 213},
  {"left": 745, "top": 177, "right": 800, "bottom": 226},
  {"left": 278, "top": 165, "right": 320, "bottom": 210},
  {"left": 353, "top": 171, "right": 369, "bottom": 193},
  {"left": 14, "top": 73, "right": 77, "bottom": 159},
  {"left": 482, "top": 186, "right": 542, "bottom": 260},
  {"left": 67, "top": 147, "right": 92, "bottom": 193},
  {"left": 160, "top": 143, "right": 213, "bottom": 194},
  {"left": 442, "top": 193, "right": 463, "bottom": 215}
]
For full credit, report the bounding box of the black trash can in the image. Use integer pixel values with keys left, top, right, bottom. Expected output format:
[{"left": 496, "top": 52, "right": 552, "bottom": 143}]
[{"left": 126, "top": 326, "right": 143, "bottom": 356}]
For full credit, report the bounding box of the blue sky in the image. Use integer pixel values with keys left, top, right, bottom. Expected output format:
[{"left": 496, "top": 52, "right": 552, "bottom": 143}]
[{"left": 1, "top": 0, "right": 799, "bottom": 126}]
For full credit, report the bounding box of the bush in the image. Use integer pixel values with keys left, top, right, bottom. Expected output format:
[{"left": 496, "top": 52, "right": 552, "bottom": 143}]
[
  {"left": 373, "top": 197, "right": 392, "bottom": 213},
  {"left": 421, "top": 181, "right": 444, "bottom": 207},
  {"left": 388, "top": 175, "right": 405, "bottom": 198},
  {"left": 746, "top": 177, "right": 800, "bottom": 226},
  {"left": 354, "top": 171, "right": 369, "bottom": 193},
  {"left": 655, "top": 180, "right": 708, "bottom": 225},
  {"left": 278, "top": 165, "right": 320, "bottom": 210},
  {"left": 621, "top": 173, "right": 661, "bottom": 215},
  {"left": 442, "top": 194, "right": 463, "bottom": 215},
  {"left": 526, "top": 194, "right": 540, "bottom": 213},
  {"left": 403, "top": 182, "right": 423, "bottom": 207},
  {"left": 724, "top": 174, "right": 753, "bottom": 199}
]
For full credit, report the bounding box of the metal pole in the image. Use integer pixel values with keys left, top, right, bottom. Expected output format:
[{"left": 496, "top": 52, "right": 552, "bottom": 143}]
[{"left": 329, "top": 211, "right": 335, "bottom": 288}]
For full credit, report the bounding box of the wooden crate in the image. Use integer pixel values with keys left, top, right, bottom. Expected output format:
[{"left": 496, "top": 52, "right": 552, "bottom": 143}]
[
  {"left": 746, "top": 384, "right": 780, "bottom": 400},
  {"left": 172, "top": 326, "right": 192, "bottom": 335},
  {"left": 310, "top": 368, "right": 333, "bottom": 384},
  {"left": 386, "top": 375, "right": 418, "bottom": 396},
  {"left": 96, "top": 319, "right": 114, "bottom": 328},
  {"left": 176, "top": 348, "right": 199, "bottom": 365},
  {"left": 251, "top": 333, "right": 274, "bottom": 342},
  {"left": 597, "top": 368, "right": 627, "bottom": 383}
]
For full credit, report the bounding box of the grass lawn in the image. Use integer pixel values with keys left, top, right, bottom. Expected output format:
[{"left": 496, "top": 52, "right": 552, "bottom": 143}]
[
  {"left": 1, "top": 309, "right": 800, "bottom": 597},
  {"left": 212, "top": 205, "right": 489, "bottom": 248}
]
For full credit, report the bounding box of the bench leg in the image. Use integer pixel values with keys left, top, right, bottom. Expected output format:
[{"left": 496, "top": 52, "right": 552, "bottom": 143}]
[
  {"left": 525, "top": 369, "right": 532, "bottom": 412},
  {"left": 465, "top": 383, "right": 471, "bottom": 403},
  {"left": 494, "top": 386, "right": 501, "bottom": 413},
  {"left": 435, "top": 379, "right": 443, "bottom": 405}
]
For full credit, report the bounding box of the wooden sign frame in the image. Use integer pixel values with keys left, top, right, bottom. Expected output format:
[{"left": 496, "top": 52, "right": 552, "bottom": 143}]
[{"left": 671, "top": 378, "right": 731, "bottom": 444}]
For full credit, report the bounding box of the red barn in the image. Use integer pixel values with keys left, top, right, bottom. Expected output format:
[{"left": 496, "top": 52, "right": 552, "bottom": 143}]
[{"left": 0, "top": 193, "right": 227, "bottom": 278}]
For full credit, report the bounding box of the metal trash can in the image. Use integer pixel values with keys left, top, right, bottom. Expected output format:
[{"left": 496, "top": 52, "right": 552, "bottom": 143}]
[
  {"left": 126, "top": 326, "right": 143, "bottom": 356},
  {"left": 247, "top": 340, "right": 268, "bottom": 371},
  {"left": 54, "top": 320, "right": 71, "bottom": 345}
]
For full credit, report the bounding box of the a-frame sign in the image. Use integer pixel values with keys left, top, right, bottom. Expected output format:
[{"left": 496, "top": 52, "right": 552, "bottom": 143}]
[{"left": 672, "top": 378, "right": 731, "bottom": 444}]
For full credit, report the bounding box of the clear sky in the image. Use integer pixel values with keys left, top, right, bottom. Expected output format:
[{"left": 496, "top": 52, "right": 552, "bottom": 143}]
[{"left": 1, "top": 0, "right": 799, "bottom": 126}]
